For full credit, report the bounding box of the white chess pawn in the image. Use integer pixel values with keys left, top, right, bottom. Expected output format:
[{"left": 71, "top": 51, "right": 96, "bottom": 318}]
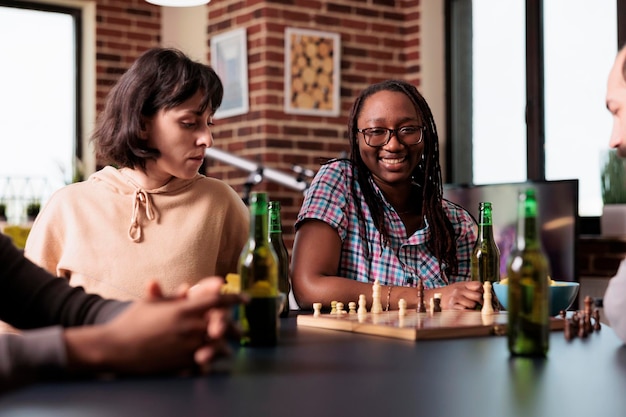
[
  {"left": 330, "top": 300, "right": 337, "bottom": 314},
  {"left": 336, "top": 302, "right": 345, "bottom": 315},
  {"left": 358, "top": 294, "right": 367, "bottom": 315},
  {"left": 313, "top": 302, "right": 322, "bottom": 317},
  {"left": 398, "top": 298, "right": 407, "bottom": 317},
  {"left": 348, "top": 301, "right": 357, "bottom": 314},
  {"left": 481, "top": 282, "right": 494, "bottom": 315},
  {"left": 371, "top": 279, "right": 383, "bottom": 314}
]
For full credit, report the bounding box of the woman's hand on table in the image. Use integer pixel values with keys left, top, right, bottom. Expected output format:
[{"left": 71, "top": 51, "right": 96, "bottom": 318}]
[
  {"left": 428, "top": 281, "right": 483, "bottom": 310},
  {"left": 64, "top": 277, "right": 247, "bottom": 376}
]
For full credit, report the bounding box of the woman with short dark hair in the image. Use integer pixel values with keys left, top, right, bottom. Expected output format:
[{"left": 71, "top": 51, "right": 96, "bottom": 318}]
[{"left": 24, "top": 47, "right": 249, "bottom": 300}]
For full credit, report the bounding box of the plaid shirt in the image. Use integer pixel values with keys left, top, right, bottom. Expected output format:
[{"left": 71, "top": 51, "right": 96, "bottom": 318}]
[{"left": 295, "top": 160, "right": 477, "bottom": 289}]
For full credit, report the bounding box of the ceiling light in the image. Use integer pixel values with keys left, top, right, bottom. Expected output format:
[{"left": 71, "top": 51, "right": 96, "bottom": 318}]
[{"left": 145, "top": 0, "right": 210, "bottom": 6}]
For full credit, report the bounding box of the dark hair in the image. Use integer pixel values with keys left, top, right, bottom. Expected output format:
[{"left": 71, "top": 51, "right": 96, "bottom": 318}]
[
  {"left": 92, "top": 47, "right": 224, "bottom": 170},
  {"left": 346, "top": 79, "right": 458, "bottom": 276}
]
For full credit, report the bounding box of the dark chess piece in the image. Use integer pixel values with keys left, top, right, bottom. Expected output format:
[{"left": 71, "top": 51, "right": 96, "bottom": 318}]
[
  {"left": 433, "top": 294, "right": 442, "bottom": 313},
  {"left": 584, "top": 312, "right": 593, "bottom": 334},
  {"left": 578, "top": 315, "right": 588, "bottom": 338},
  {"left": 584, "top": 296, "right": 593, "bottom": 316},
  {"left": 564, "top": 317, "right": 573, "bottom": 341},
  {"left": 416, "top": 280, "right": 426, "bottom": 313},
  {"left": 570, "top": 312, "right": 580, "bottom": 337},
  {"left": 593, "top": 309, "right": 602, "bottom": 331}
]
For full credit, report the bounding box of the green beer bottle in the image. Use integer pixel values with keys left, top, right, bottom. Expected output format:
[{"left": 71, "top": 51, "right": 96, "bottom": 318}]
[
  {"left": 238, "top": 192, "right": 279, "bottom": 347},
  {"left": 268, "top": 201, "right": 291, "bottom": 318},
  {"left": 471, "top": 202, "right": 501, "bottom": 310},
  {"left": 506, "top": 188, "right": 550, "bottom": 357}
]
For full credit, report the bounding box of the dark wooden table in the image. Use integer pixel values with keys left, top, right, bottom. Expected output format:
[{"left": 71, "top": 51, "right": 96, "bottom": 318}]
[{"left": 1, "top": 314, "right": 626, "bottom": 417}]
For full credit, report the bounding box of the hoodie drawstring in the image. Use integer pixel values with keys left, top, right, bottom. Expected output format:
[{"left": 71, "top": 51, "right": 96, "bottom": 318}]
[{"left": 128, "top": 189, "right": 156, "bottom": 242}]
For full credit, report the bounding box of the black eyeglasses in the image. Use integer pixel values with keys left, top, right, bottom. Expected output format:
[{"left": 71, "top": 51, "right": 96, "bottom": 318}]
[{"left": 357, "top": 126, "right": 424, "bottom": 148}]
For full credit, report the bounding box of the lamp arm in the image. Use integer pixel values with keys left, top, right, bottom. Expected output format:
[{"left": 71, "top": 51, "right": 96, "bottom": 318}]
[{"left": 205, "top": 148, "right": 309, "bottom": 193}]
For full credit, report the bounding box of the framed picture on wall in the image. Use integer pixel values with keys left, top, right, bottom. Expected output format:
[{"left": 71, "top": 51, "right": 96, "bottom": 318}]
[
  {"left": 211, "top": 28, "right": 249, "bottom": 119},
  {"left": 284, "top": 28, "right": 341, "bottom": 117}
]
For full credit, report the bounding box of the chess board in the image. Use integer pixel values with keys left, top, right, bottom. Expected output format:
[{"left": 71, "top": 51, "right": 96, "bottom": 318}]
[{"left": 297, "top": 310, "right": 565, "bottom": 341}]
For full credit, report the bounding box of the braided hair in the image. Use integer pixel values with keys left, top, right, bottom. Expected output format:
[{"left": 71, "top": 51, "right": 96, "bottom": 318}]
[{"left": 345, "top": 79, "right": 459, "bottom": 276}]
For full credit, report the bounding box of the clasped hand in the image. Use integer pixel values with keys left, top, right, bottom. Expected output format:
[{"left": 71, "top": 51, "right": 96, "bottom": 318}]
[
  {"left": 66, "top": 277, "right": 247, "bottom": 377},
  {"left": 431, "top": 281, "right": 484, "bottom": 310}
]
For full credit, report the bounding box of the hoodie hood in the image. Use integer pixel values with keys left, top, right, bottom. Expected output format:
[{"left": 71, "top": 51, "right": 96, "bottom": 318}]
[{"left": 89, "top": 166, "right": 203, "bottom": 242}]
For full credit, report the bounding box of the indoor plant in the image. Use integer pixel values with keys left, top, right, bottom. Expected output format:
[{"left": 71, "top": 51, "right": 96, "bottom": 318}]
[
  {"left": 601, "top": 149, "right": 626, "bottom": 236},
  {"left": 26, "top": 201, "right": 41, "bottom": 222}
]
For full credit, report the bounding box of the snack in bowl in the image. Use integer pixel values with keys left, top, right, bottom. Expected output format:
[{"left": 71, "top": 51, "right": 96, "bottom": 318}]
[{"left": 492, "top": 278, "right": 580, "bottom": 317}]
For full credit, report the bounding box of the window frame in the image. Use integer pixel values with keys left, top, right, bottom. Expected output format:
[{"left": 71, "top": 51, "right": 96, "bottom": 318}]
[
  {"left": 445, "top": 0, "right": 626, "bottom": 235},
  {"left": 0, "top": 0, "right": 82, "bottom": 167}
]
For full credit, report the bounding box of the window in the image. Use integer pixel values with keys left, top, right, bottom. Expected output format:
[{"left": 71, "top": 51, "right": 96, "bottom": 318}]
[
  {"left": 543, "top": 1, "right": 616, "bottom": 216},
  {"left": 0, "top": 1, "right": 80, "bottom": 224},
  {"left": 472, "top": 0, "right": 527, "bottom": 185},
  {"left": 447, "top": 0, "right": 623, "bottom": 231}
]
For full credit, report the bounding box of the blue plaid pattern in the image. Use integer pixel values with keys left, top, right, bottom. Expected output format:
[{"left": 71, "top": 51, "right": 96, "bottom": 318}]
[{"left": 295, "top": 160, "right": 477, "bottom": 289}]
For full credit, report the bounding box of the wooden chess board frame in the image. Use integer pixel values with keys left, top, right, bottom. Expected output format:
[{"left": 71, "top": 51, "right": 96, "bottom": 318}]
[{"left": 297, "top": 310, "right": 565, "bottom": 341}]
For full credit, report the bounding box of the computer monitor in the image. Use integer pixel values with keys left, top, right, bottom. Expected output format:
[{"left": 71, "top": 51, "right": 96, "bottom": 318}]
[{"left": 443, "top": 180, "right": 579, "bottom": 283}]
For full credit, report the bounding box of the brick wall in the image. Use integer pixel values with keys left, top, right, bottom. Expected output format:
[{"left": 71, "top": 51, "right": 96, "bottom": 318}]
[
  {"left": 578, "top": 236, "right": 626, "bottom": 277},
  {"left": 206, "top": 0, "right": 422, "bottom": 250},
  {"left": 94, "top": 0, "right": 162, "bottom": 108},
  {"left": 577, "top": 236, "right": 624, "bottom": 317},
  {"left": 90, "top": 0, "right": 423, "bottom": 251}
]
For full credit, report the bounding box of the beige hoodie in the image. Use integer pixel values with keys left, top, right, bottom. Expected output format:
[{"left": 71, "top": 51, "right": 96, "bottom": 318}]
[{"left": 24, "top": 166, "right": 249, "bottom": 300}]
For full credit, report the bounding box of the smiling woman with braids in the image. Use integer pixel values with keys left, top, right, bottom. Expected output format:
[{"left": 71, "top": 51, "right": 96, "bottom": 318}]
[{"left": 291, "top": 79, "right": 482, "bottom": 311}]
